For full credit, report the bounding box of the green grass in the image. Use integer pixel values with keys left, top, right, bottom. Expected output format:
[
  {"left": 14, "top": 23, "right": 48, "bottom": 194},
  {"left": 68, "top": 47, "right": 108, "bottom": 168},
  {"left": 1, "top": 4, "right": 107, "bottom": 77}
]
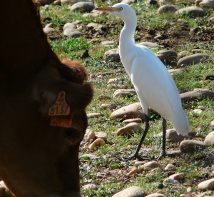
[{"left": 40, "top": 1, "right": 214, "bottom": 196}]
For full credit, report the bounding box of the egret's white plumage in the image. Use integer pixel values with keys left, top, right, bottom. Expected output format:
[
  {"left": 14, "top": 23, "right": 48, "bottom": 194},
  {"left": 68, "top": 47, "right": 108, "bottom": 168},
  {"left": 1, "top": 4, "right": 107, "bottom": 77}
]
[{"left": 96, "top": 3, "right": 189, "bottom": 159}]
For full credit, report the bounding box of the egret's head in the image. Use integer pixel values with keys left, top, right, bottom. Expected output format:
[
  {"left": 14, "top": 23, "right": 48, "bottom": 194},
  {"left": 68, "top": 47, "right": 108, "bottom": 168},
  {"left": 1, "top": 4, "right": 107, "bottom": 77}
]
[{"left": 95, "top": 3, "right": 136, "bottom": 21}]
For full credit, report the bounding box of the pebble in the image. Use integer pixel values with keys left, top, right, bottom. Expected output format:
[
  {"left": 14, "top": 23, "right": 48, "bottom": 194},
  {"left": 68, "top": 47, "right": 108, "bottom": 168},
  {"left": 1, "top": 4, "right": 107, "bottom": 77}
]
[
  {"left": 82, "top": 183, "right": 97, "bottom": 190},
  {"left": 88, "top": 138, "right": 105, "bottom": 150},
  {"left": 158, "top": 5, "right": 178, "bottom": 14},
  {"left": 168, "top": 68, "right": 184, "bottom": 75},
  {"left": 168, "top": 172, "right": 184, "bottom": 182},
  {"left": 63, "top": 28, "right": 81, "bottom": 37},
  {"left": 113, "top": 89, "right": 136, "bottom": 98},
  {"left": 87, "top": 113, "right": 102, "bottom": 118},
  {"left": 175, "top": 6, "right": 206, "bottom": 18},
  {"left": 200, "top": 0, "right": 214, "bottom": 8},
  {"left": 85, "top": 129, "right": 95, "bottom": 142},
  {"left": 204, "top": 131, "right": 214, "bottom": 147},
  {"left": 95, "top": 132, "right": 107, "bottom": 141},
  {"left": 63, "top": 22, "right": 76, "bottom": 30},
  {"left": 101, "top": 40, "right": 115, "bottom": 47},
  {"left": 69, "top": 2, "right": 95, "bottom": 13},
  {"left": 164, "top": 163, "right": 176, "bottom": 171},
  {"left": 156, "top": 49, "right": 177, "bottom": 65},
  {"left": 43, "top": 23, "right": 55, "bottom": 34},
  {"left": 138, "top": 42, "right": 161, "bottom": 49},
  {"left": 103, "top": 48, "right": 120, "bottom": 62},
  {"left": 117, "top": 122, "right": 143, "bottom": 137},
  {"left": 142, "top": 161, "right": 162, "bottom": 171},
  {"left": 179, "top": 140, "right": 207, "bottom": 153},
  {"left": 112, "top": 186, "right": 145, "bottom": 197},
  {"left": 123, "top": 118, "right": 143, "bottom": 124},
  {"left": 110, "top": 102, "right": 145, "bottom": 120},
  {"left": 145, "top": 193, "right": 165, "bottom": 197},
  {"left": 87, "top": 22, "right": 103, "bottom": 31},
  {"left": 177, "top": 54, "right": 211, "bottom": 66},
  {"left": 192, "top": 108, "right": 203, "bottom": 115},
  {"left": 210, "top": 120, "right": 214, "bottom": 127},
  {"left": 198, "top": 178, "right": 214, "bottom": 191},
  {"left": 166, "top": 129, "right": 185, "bottom": 142}
]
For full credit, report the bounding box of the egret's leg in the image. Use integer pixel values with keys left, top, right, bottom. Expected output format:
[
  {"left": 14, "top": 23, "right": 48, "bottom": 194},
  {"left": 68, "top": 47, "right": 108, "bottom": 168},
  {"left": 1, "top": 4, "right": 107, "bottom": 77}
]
[
  {"left": 126, "top": 115, "right": 150, "bottom": 160},
  {"left": 157, "top": 117, "right": 167, "bottom": 160}
]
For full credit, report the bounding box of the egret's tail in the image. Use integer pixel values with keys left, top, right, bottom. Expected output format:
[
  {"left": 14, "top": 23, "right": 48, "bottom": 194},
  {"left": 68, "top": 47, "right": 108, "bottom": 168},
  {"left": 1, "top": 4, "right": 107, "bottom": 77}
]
[{"left": 170, "top": 110, "right": 189, "bottom": 136}]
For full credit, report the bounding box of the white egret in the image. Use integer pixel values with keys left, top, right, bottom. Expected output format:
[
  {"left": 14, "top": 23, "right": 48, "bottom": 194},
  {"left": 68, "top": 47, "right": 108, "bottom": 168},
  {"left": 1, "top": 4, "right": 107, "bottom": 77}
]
[{"left": 95, "top": 3, "right": 189, "bottom": 160}]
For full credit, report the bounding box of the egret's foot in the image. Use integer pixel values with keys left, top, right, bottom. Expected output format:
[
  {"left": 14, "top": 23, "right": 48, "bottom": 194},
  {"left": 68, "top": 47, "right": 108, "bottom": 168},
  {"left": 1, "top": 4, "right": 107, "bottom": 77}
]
[
  {"left": 125, "top": 153, "right": 149, "bottom": 161},
  {"left": 156, "top": 152, "right": 167, "bottom": 160}
]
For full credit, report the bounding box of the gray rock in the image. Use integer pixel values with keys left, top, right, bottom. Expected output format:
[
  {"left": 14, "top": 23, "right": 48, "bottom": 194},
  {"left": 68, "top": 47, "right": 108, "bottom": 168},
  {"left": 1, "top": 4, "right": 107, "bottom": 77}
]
[
  {"left": 210, "top": 120, "right": 214, "bottom": 127},
  {"left": 204, "top": 131, "right": 214, "bottom": 147},
  {"left": 200, "top": 0, "right": 214, "bottom": 8},
  {"left": 156, "top": 49, "right": 177, "bottom": 65},
  {"left": 175, "top": 6, "right": 206, "bottom": 18},
  {"left": 87, "top": 113, "right": 102, "bottom": 118},
  {"left": 87, "top": 22, "right": 103, "bottom": 31},
  {"left": 117, "top": 122, "right": 143, "bottom": 137},
  {"left": 69, "top": 2, "right": 95, "bottom": 13},
  {"left": 177, "top": 53, "right": 211, "bottom": 66},
  {"left": 110, "top": 102, "right": 145, "bottom": 120},
  {"left": 158, "top": 5, "right": 178, "bottom": 14},
  {"left": 103, "top": 48, "right": 120, "bottom": 62},
  {"left": 198, "top": 178, "right": 214, "bottom": 191},
  {"left": 138, "top": 42, "right": 161, "bottom": 49},
  {"left": 179, "top": 140, "right": 207, "bottom": 153},
  {"left": 112, "top": 186, "right": 145, "bottom": 197},
  {"left": 113, "top": 89, "right": 136, "bottom": 98},
  {"left": 146, "top": 193, "right": 165, "bottom": 197},
  {"left": 166, "top": 129, "right": 185, "bottom": 143},
  {"left": 63, "top": 28, "right": 81, "bottom": 37},
  {"left": 164, "top": 164, "right": 176, "bottom": 171}
]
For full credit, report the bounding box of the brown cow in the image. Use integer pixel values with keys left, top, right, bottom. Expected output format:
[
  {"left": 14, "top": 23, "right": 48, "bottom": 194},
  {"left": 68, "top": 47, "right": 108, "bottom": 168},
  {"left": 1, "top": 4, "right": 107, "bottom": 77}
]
[{"left": 0, "top": 0, "right": 93, "bottom": 197}]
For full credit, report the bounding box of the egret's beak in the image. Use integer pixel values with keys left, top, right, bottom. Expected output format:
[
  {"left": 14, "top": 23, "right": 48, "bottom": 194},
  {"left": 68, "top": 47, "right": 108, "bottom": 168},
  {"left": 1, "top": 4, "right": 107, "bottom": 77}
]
[{"left": 95, "top": 7, "right": 119, "bottom": 12}]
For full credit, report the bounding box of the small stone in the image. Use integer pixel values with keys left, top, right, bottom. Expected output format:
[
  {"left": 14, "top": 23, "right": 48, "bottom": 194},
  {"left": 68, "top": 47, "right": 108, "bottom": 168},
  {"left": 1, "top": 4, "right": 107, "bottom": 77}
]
[
  {"left": 138, "top": 42, "right": 161, "bottom": 49},
  {"left": 107, "top": 78, "right": 120, "bottom": 84},
  {"left": 63, "top": 22, "right": 76, "bottom": 30},
  {"left": 158, "top": 5, "right": 177, "bottom": 14},
  {"left": 179, "top": 140, "right": 207, "bottom": 153},
  {"left": 204, "top": 131, "right": 214, "bottom": 147},
  {"left": 123, "top": 118, "right": 143, "bottom": 124},
  {"left": 200, "top": 0, "right": 214, "bottom": 8},
  {"left": 146, "top": 193, "right": 165, "bottom": 197},
  {"left": 164, "top": 164, "right": 176, "bottom": 171},
  {"left": 192, "top": 108, "right": 203, "bottom": 115},
  {"left": 163, "top": 178, "right": 180, "bottom": 185},
  {"left": 168, "top": 173, "right": 184, "bottom": 182},
  {"left": 175, "top": 6, "right": 206, "bottom": 18},
  {"left": 177, "top": 54, "right": 211, "bottom": 66},
  {"left": 69, "top": 2, "right": 95, "bottom": 13},
  {"left": 101, "top": 40, "right": 115, "bottom": 47},
  {"left": 166, "top": 129, "right": 185, "bottom": 143},
  {"left": 95, "top": 132, "right": 107, "bottom": 141},
  {"left": 210, "top": 120, "right": 214, "bottom": 127},
  {"left": 85, "top": 129, "right": 95, "bottom": 142},
  {"left": 198, "top": 178, "right": 214, "bottom": 191},
  {"left": 83, "top": 183, "right": 97, "bottom": 190},
  {"left": 63, "top": 28, "right": 81, "bottom": 37},
  {"left": 112, "top": 186, "right": 145, "bottom": 197},
  {"left": 87, "top": 22, "right": 103, "bottom": 31},
  {"left": 113, "top": 89, "right": 136, "bottom": 98},
  {"left": 103, "top": 48, "right": 120, "bottom": 62},
  {"left": 117, "top": 122, "right": 143, "bottom": 137},
  {"left": 87, "top": 113, "right": 102, "bottom": 118},
  {"left": 110, "top": 102, "right": 145, "bottom": 120},
  {"left": 88, "top": 138, "right": 105, "bottom": 150},
  {"left": 142, "top": 161, "right": 162, "bottom": 171},
  {"left": 156, "top": 49, "right": 177, "bottom": 65},
  {"left": 43, "top": 23, "right": 55, "bottom": 34}
]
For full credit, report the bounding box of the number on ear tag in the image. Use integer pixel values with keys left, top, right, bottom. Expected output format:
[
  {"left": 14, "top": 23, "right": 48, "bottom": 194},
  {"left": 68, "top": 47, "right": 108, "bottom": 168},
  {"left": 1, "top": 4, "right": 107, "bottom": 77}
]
[{"left": 49, "top": 91, "right": 70, "bottom": 116}]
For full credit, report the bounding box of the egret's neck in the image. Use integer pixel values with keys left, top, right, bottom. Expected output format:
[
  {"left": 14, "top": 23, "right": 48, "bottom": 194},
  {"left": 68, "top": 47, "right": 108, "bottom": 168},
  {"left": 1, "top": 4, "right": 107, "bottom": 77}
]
[{"left": 119, "top": 19, "right": 137, "bottom": 48}]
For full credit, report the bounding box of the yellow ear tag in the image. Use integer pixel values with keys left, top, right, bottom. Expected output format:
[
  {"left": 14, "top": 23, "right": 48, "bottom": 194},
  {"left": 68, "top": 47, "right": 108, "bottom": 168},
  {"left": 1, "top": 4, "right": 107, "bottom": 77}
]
[{"left": 49, "top": 91, "right": 72, "bottom": 128}]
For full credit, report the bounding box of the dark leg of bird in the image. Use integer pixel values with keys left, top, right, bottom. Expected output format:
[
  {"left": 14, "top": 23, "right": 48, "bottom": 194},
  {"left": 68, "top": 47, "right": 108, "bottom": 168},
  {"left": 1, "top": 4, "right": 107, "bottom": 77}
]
[
  {"left": 126, "top": 115, "right": 150, "bottom": 160},
  {"left": 157, "top": 117, "right": 167, "bottom": 160}
]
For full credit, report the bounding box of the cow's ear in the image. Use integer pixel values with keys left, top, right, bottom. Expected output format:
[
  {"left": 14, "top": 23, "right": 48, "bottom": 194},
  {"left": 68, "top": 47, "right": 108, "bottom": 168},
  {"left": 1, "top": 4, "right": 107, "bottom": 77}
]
[{"left": 59, "top": 59, "right": 87, "bottom": 84}]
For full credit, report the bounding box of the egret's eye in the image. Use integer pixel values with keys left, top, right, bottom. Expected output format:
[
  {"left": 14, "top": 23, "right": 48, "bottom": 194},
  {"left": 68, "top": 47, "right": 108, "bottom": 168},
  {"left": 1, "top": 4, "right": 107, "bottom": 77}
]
[{"left": 119, "top": 7, "right": 123, "bottom": 11}]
